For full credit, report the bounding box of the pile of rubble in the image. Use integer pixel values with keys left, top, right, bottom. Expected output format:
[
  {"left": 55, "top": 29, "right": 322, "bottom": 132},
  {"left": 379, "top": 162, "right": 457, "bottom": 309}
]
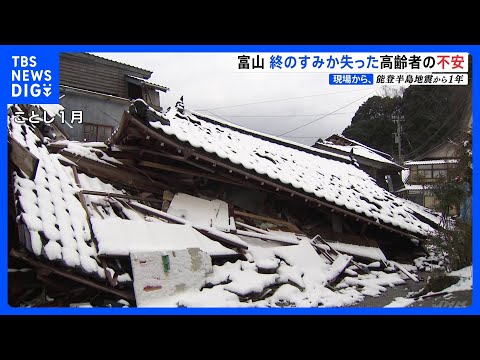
[{"left": 7, "top": 100, "right": 444, "bottom": 307}]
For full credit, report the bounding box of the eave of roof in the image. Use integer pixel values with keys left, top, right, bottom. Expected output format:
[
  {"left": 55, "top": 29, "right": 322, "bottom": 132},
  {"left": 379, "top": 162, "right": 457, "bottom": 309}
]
[
  {"left": 126, "top": 75, "right": 170, "bottom": 93},
  {"left": 404, "top": 159, "right": 459, "bottom": 166}
]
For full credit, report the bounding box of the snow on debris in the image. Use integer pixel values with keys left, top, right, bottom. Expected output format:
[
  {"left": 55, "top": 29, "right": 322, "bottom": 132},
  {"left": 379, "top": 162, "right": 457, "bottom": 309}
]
[
  {"left": 167, "top": 193, "right": 232, "bottom": 231},
  {"left": 59, "top": 141, "right": 122, "bottom": 166},
  {"left": 147, "top": 108, "right": 436, "bottom": 237},
  {"left": 338, "top": 271, "right": 406, "bottom": 298},
  {"left": 130, "top": 201, "right": 248, "bottom": 249},
  {"left": 327, "top": 241, "right": 387, "bottom": 262},
  {"left": 91, "top": 218, "right": 236, "bottom": 257},
  {"left": 78, "top": 173, "right": 125, "bottom": 208},
  {"left": 145, "top": 236, "right": 368, "bottom": 308}
]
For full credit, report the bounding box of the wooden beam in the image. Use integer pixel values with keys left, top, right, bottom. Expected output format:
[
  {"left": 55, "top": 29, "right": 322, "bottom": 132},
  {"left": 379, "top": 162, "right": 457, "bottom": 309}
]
[
  {"left": 60, "top": 152, "right": 167, "bottom": 196},
  {"left": 71, "top": 166, "right": 89, "bottom": 214},
  {"left": 139, "top": 160, "right": 210, "bottom": 177},
  {"left": 390, "top": 261, "right": 419, "bottom": 282},
  {"left": 326, "top": 255, "right": 352, "bottom": 285},
  {"left": 109, "top": 146, "right": 185, "bottom": 162},
  {"left": 81, "top": 189, "right": 164, "bottom": 204},
  {"left": 10, "top": 248, "right": 134, "bottom": 301},
  {"left": 235, "top": 221, "right": 270, "bottom": 234},
  {"left": 236, "top": 229, "right": 299, "bottom": 245},
  {"left": 71, "top": 167, "right": 117, "bottom": 288},
  {"left": 9, "top": 136, "right": 39, "bottom": 179},
  {"left": 135, "top": 160, "right": 247, "bottom": 187},
  {"left": 234, "top": 210, "right": 299, "bottom": 231}
]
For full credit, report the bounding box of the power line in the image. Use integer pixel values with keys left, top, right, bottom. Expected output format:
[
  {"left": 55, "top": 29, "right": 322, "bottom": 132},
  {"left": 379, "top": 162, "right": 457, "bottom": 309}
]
[
  {"left": 195, "top": 87, "right": 376, "bottom": 112},
  {"left": 214, "top": 111, "right": 355, "bottom": 118},
  {"left": 204, "top": 111, "right": 336, "bottom": 142},
  {"left": 403, "top": 94, "right": 470, "bottom": 158},
  {"left": 278, "top": 88, "right": 381, "bottom": 137}
]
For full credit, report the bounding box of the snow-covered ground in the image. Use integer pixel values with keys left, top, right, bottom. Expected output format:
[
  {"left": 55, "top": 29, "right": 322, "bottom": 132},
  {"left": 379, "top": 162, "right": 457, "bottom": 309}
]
[{"left": 383, "top": 265, "right": 472, "bottom": 308}]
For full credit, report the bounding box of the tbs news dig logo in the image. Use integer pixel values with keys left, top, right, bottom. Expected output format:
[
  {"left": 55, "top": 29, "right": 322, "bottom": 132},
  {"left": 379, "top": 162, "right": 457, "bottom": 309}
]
[{"left": 10, "top": 55, "right": 59, "bottom": 102}]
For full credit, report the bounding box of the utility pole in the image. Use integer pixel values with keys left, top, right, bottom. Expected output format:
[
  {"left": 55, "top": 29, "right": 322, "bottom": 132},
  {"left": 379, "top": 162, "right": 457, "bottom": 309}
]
[{"left": 393, "top": 112, "right": 404, "bottom": 164}]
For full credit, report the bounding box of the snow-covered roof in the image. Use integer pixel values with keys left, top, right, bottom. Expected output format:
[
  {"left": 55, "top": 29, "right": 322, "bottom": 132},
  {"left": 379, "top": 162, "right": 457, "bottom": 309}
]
[
  {"left": 325, "top": 134, "right": 395, "bottom": 161},
  {"left": 396, "top": 184, "right": 427, "bottom": 192},
  {"left": 9, "top": 108, "right": 131, "bottom": 282},
  {"left": 118, "top": 106, "right": 438, "bottom": 237},
  {"left": 316, "top": 141, "right": 399, "bottom": 167},
  {"left": 404, "top": 159, "right": 459, "bottom": 166}
]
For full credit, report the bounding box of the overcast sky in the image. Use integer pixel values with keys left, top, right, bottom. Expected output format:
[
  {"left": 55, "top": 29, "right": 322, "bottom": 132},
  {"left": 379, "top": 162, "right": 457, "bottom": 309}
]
[{"left": 92, "top": 52, "right": 395, "bottom": 146}]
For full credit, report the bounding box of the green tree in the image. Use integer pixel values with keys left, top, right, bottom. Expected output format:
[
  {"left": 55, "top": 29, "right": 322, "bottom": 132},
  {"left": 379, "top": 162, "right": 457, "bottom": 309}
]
[
  {"left": 427, "top": 130, "right": 472, "bottom": 271},
  {"left": 401, "top": 85, "right": 471, "bottom": 159},
  {"left": 339, "top": 84, "right": 471, "bottom": 161},
  {"left": 342, "top": 95, "right": 401, "bottom": 154}
]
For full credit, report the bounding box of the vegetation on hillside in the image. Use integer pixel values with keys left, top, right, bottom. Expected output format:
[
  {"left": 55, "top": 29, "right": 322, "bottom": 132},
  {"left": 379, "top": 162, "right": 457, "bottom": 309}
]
[{"left": 340, "top": 84, "right": 471, "bottom": 160}]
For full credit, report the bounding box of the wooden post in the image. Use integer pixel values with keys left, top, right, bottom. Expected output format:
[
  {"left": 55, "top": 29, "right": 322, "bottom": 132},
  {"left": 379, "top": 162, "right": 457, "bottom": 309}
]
[
  {"left": 71, "top": 166, "right": 118, "bottom": 287},
  {"left": 9, "top": 136, "right": 39, "bottom": 179}
]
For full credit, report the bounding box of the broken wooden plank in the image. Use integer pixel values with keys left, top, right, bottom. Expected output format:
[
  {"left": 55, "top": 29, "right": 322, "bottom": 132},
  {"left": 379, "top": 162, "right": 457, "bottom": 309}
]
[
  {"left": 326, "top": 255, "right": 352, "bottom": 285},
  {"left": 9, "top": 136, "right": 39, "bottom": 178},
  {"left": 235, "top": 221, "right": 270, "bottom": 234},
  {"left": 236, "top": 229, "right": 299, "bottom": 245},
  {"left": 310, "top": 242, "right": 335, "bottom": 264},
  {"left": 234, "top": 210, "right": 300, "bottom": 232},
  {"left": 229, "top": 216, "right": 236, "bottom": 232},
  {"left": 311, "top": 235, "right": 370, "bottom": 273},
  {"left": 390, "top": 261, "right": 419, "bottom": 282},
  {"left": 10, "top": 248, "right": 134, "bottom": 301},
  {"left": 60, "top": 152, "right": 167, "bottom": 195},
  {"left": 81, "top": 189, "right": 164, "bottom": 204},
  {"left": 71, "top": 166, "right": 117, "bottom": 287}
]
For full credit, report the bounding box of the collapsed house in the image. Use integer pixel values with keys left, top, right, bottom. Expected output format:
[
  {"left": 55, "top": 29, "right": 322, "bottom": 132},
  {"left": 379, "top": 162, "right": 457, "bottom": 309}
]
[{"left": 8, "top": 101, "right": 444, "bottom": 308}]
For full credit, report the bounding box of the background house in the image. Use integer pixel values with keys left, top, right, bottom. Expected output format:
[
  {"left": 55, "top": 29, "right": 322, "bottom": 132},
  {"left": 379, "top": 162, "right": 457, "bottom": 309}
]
[
  {"left": 398, "top": 103, "right": 472, "bottom": 214},
  {"left": 59, "top": 53, "right": 169, "bottom": 142},
  {"left": 313, "top": 134, "right": 404, "bottom": 192},
  {"left": 398, "top": 142, "right": 459, "bottom": 213}
]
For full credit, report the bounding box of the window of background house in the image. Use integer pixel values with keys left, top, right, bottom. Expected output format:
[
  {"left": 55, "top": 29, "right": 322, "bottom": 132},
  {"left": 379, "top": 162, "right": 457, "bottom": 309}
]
[
  {"left": 416, "top": 164, "right": 433, "bottom": 179},
  {"left": 83, "top": 123, "right": 114, "bottom": 142},
  {"left": 408, "top": 193, "right": 424, "bottom": 206},
  {"left": 128, "top": 82, "right": 143, "bottom": 100},
  {"left": 432, "top": 163, "right": 448, "bottom": 178}
]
